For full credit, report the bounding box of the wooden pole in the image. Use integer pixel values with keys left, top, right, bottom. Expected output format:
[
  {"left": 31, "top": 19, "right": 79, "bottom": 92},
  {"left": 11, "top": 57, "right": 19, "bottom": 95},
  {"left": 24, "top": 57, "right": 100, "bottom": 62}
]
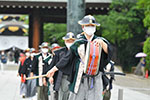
[
  {"left": 32, "top": 12, "right": 40, "bottom": 50},
  {"left": 67, "top": 0, "right": 85, "bottom": 35},
  {"left": 26, "top": 74, "right": 47, "bottom": 80},
  {"left": 29, "top": 10, "right": 41, "bottom": 50}
]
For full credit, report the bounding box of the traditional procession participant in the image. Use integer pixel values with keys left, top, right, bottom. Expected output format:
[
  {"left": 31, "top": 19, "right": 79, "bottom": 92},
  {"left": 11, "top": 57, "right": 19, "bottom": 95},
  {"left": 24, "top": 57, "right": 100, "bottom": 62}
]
[
  {"left": 46, "top": 15, "right": 112, "bottom": 100},
  {"left": 18, "top": 48, "right": 30, "bottom": 98},
  {"left": 31, "top": 42, "right": 52, "bottom": 100},
  {"left": 43, "top": 43, "right": 61, "bottom": 100},
  {"left": 21, "top": 48, "right": 37, "bottom": 98},
  {"left": 44, "top": 32, "right": 76, "bottom": 100},
  {"left": 50, "top": 43, "right": 61, "bottom": 55},
  {"left": 42, "top": 43, "right": 56, "bottom": 100},
  {"left": 51, "top": 43, "right": 60, "bottom": 100},
  {"left": 18, "top": 48, "right": 30, "bottom": 77}
]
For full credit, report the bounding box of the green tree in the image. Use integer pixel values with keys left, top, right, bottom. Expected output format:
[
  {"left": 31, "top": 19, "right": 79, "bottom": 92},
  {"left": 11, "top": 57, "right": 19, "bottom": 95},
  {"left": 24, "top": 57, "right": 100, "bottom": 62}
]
[
  {"left": 137, "top": 0, "right": 150, "bottom": 71},
  {"left": 43, "top": 23, "right": 66, "bottom": 46},
  {"left": 137, "top": 0, "right": 150, "bottom": 29},
  {"left": 143, "top": 37, "right": 150, "bottom": 71},
  {"left": 95, "top": 0, "right": 146, "bottom": 72}
]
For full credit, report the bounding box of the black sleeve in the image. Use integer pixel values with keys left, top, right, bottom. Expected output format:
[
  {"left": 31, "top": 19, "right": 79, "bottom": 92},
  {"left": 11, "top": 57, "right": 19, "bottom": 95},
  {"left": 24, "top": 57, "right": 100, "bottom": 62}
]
[
  {"left": 18, "top": 63, "right": 23, "bottom": 76},
  {"left": 21, "top": 59, "right": 27, "bottom": 75},
  {"left": 55, "top": 50, "right": 75, "bottom": 74},
  {"left": 104, "top": 43, "right": 113, "bottom": 61},
  {"left": 31, "top": 56, "right": 38, "bottom": 75}
]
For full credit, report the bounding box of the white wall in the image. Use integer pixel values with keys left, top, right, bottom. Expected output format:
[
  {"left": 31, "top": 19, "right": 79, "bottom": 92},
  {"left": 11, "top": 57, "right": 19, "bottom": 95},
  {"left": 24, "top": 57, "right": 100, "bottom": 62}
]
[{"left": 0, "top": 36, "right": 28, "bottom": 50}]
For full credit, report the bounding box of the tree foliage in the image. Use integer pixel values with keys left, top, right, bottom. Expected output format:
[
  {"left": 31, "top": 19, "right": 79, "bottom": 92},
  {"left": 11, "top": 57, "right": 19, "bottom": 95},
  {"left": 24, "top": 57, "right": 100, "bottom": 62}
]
[
  {"left": 137, "top": 0, "right": 150, "bottom": 71},
  {"left": 43, "top": 23, "right": 66, "bottom": 46},
  {"left": 137, "top": 0, "right": 150, "bottom": 29},
  {"left": 143, "top": 37, "right": 150, "bottom": 71},
  {"left": 95, "top": 1, "right": 145, "bottom": 45},
  {"left": 95, "top": 0, "right": 146, "bottom": 72}
]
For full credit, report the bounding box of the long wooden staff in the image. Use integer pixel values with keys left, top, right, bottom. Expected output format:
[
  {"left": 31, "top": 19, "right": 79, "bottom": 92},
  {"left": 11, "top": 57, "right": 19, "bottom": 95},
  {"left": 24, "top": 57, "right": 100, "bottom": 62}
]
[{"left": 26, "top": 74, "right": 47, "bottom": 80}]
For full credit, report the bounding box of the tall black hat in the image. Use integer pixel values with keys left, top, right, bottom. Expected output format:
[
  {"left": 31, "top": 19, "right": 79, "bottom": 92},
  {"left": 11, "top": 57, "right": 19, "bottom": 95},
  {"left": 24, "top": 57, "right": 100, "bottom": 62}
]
[{"left": 78, "top": 15, "right": 100, "bottom": 26}]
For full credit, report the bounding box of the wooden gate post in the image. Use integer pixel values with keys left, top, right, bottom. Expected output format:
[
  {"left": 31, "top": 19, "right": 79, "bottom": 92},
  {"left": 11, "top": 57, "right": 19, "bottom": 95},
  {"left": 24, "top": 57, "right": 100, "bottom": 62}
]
[{"left": 29, "top": 10, "right": 43, "bottom": 51}]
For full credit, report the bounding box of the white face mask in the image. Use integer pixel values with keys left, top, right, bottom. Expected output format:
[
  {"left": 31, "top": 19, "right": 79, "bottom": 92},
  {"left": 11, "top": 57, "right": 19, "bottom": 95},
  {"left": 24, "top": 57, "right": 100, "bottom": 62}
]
[
  {"left": 25, "top": 52, "right": 30, "bottom": 57},
  {"left": 83, "top": 26, "right": 96, "bottom": 36},
  {"left": 41, "top": 48, "right": 48, "bottom": 53},
  {"left": 65, "top": 43, "right": 73, "bottom": 49}
]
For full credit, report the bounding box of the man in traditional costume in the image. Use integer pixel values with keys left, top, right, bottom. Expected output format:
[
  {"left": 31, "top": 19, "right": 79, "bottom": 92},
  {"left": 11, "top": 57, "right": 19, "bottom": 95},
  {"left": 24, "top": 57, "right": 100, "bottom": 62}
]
[
  {"left": 31, "top": 42, "right": 52, "bottom": 100},
  {"left": 42, "top": 43, "right": 59, "bottom": 100},
  {"left": 18, "top": 48, "right": 30, "bottom": 98},
  {"left": 47, "top": 15, "right": 112, "bottom": 100},
  {"left": 21, "top": 48, "right": 37, "bottom": 98},
  {"left": 44, "top": 32, "right": 76, "bottom": 100}
]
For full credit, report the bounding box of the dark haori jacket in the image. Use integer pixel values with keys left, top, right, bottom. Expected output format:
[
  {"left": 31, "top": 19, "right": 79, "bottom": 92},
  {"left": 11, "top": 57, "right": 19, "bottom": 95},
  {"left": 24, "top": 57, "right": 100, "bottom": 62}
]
[
  {"left": 55, "top": 34, "right": 112, "bottom": 93},
  {"left": 18, "top": 57, "right": 26, "bottom": 76},
  {"left": 43, "top": 47, "right": 70, "bottom": 91},
  {"left": 18, "top": 62, "right": 24, "bottom": 76},
  {"left": 31, "top": 53, "right": 52, "bottom": 86},
  {"left": 21, "top": 57, "right": 34, "bottom": 77}
]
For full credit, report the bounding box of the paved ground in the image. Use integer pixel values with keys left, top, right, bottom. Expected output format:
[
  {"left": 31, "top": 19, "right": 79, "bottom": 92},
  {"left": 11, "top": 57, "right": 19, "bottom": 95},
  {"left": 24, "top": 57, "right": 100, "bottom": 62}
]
[
  {"left": 0, "top": 70, "right": 21, "bottom": 100},
  {"left": 113, "top": 66, "right": 150, "bottom": 95},
  {"left": 113, "top": 74, "right": 150, "bottom": 95},
  {"left": 0, "top": 62, "right": 37, "bottom": 100},
  {"left": 111, "top": 84, "right": 150, "bottom": 100},
  {"left": 0, "top": 62, "right": 150, "bottom": 100},
  {"left": 110, "top": 67, "right": 150, "bottom": 100}
]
